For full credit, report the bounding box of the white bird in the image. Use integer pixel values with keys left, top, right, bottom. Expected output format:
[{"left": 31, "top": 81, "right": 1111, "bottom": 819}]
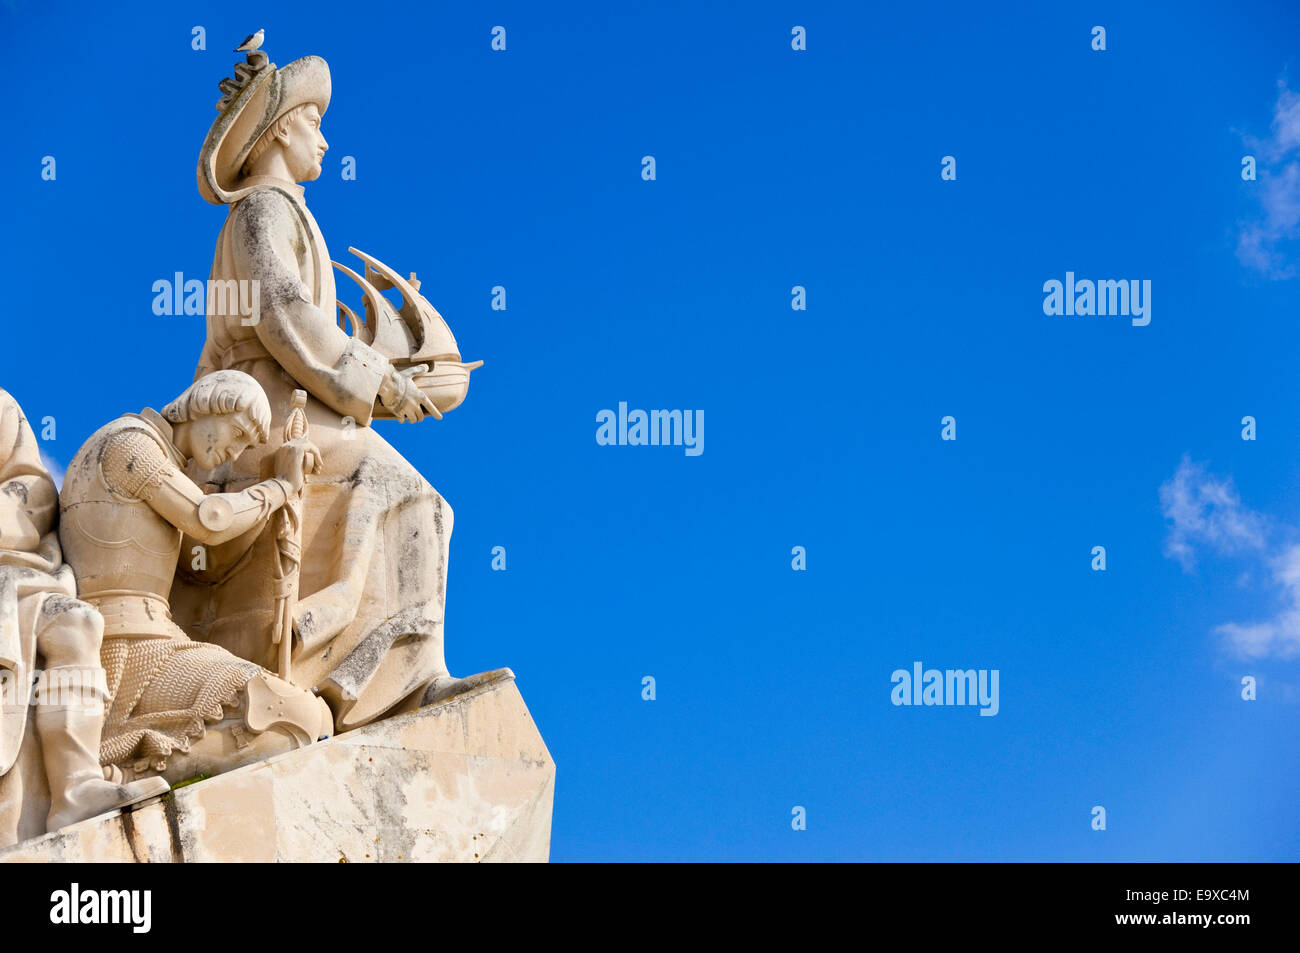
[{"left": 234, "top": 29, "right": 264, "bottom": 53}]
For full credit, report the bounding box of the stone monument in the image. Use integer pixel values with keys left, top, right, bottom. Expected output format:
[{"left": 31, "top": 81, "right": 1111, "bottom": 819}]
[
  {"left": 0, "top": 389, "right": 170, "bottom": 844},
  {"left": 0, "top": 33, "right": 552, "bottom": 862}
]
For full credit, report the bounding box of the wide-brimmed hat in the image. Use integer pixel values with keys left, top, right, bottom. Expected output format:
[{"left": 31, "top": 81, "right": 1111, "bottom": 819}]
[{"left": 197, "top": 42, "right": 331, "bottom": 206}]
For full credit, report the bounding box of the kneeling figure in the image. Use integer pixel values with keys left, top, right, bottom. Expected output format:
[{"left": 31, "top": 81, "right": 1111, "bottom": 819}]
[{"left": 59, "top": 371, "right": 332, "bottom": 783}]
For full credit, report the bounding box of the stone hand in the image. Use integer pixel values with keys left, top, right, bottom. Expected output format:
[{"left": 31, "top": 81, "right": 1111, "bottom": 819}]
[
  {"left": 378, "top": 365, "right": 442, "bottom": 423},
  {"left": 274, "top": 437, "right": 322, "bottom": 493}
]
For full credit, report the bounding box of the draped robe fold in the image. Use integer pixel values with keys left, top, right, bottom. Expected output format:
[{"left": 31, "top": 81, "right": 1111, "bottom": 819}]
[{"left": 0, "top": 390, "right": 63, "bottom": 844}]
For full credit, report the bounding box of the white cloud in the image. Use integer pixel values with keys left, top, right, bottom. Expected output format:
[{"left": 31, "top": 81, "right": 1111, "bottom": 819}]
[
  {"left": 1237, "top": 81, "right": 1300, "bottom": 278},
  {"left": 1161, "top": 457, "right": 1300, "bottom": 659},
  {"left": 39, "top": 450, "right": 64, "bottom": 492},
  {"left": 1216, "top": 545, "right": 1300, "bottom": 659},
  {"left": 1158, "top": 456, "right": 1265, "bottom": 570}
]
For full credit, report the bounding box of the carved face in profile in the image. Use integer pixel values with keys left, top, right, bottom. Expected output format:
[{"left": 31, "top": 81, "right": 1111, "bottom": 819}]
[
  {"left": 279, "top": 103, "right": 329, "bottom": 182},
  {"left": 187, "top": 411, "right": 260, "bottom": 470}
]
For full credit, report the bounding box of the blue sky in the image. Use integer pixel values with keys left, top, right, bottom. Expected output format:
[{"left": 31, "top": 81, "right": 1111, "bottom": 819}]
[{"left": 3, "top": 0, "right": 1299, "bottom": 861}]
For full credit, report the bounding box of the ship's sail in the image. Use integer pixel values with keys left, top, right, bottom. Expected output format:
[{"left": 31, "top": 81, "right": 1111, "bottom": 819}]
[
  {"left": 332, "top": 258, "right": 415, "bottom": 358},
  {"left": 332, "top": 247, "right": 463, "bottom": 364},
  {"left": 338, "top": 247, "right": 462, "bottom": 363},
  {"left": 331, "top": 248, "right": 481, "bottom": 418}
]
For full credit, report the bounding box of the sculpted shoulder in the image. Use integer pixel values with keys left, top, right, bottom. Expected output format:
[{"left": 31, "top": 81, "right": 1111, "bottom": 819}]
[
  {"left": 0, "top": 389, "right": 21, "bottom": 450},
  {"left": 230, "top": 186, "right": 313, "bottom": 274},
  {"left": 62, "top": 417, "right": 174, "bottom": 505},
  {"left": 0, "top": 388, "right": 35, "bottom": 446},
  {"left": 99, "top": 428, "right": 176, "bottom": 503},
  {"left": 232, "top": 186, "right": 305, "bottom": 237}
]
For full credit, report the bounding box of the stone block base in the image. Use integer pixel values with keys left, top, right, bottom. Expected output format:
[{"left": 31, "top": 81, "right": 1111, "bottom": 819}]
[{"left": 0, "top": 674, "right": 553, "bottom": 862}]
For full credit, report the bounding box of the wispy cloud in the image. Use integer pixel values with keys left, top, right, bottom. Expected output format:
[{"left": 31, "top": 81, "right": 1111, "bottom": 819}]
[
  {"left": 1158, "top": 456, "right": 1265, "bottom": 571},
  {"left": 39, "top": 450, "right": 64, "bottom": 492},
  {"left": 1238, "top": 81, "right": 1300, "bottom": 278},
  {"left": 1158, "top": 457, "right": 1300, "bottom": 659},
  {"left": 1215, "top": 545, "right": 1300, "bottom": 660}
]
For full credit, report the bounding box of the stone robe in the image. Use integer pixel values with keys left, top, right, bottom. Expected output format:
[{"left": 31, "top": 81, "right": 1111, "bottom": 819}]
[
  {"left": 171, "top": 177, "right": 454, "bottom": 732},
  {"left": 0, "top": 390, "right": 65, "bottom": 843}
]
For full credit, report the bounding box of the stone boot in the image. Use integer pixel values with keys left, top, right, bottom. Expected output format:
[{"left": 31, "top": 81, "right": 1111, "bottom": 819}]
[
  {"left": 36, "top": 669, "right": 170, "bottom": 832},
  {"left": 124, "top": 672, "right": 335, "bottom": 786}
]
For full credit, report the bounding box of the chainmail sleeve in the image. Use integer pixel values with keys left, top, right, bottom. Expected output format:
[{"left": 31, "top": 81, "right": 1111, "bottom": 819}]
[{"left": 100, "top": 430, "right": 177, "bottom": 503}]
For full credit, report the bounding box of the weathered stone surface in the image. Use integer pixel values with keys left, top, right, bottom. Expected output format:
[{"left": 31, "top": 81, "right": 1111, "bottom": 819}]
[
  {"left": 1, "top": 31, "right": 512, "bottom": 852},
  {"left": 0, "top": 676, "right": 553, "bottom": 863},
  {"left": 185, "top": 36, "right": 485, "bottom": 735}
]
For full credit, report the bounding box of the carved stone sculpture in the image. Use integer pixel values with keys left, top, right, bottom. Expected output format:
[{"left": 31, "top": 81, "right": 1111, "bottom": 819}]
[
  {"left": 0, "top": 32, "right": 552, "bottom": 862},
  {"left": 58, "top": 371, "right": 333, "bottom": 784},
  {"left": 174, "top": 37, "right": 506, "bottom": 732},
  {"left": 0, "top": 389, "right": 168, "bottom": 847}
]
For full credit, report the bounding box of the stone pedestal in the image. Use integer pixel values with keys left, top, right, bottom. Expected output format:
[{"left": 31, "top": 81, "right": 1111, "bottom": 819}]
[{"left": 0, "top": 675, "right": 553, "bottom": 863}]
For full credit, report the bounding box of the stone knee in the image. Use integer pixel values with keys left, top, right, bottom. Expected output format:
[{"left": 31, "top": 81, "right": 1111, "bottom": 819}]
[
  {"left": 405, "top": 479, "right": 452, "bottom": 551},
  {"left": 36, "top": 596, "right": 105, "bottom": 671},
  {"left": 425, "top": 484, "right": 452, "bottom": 538}
]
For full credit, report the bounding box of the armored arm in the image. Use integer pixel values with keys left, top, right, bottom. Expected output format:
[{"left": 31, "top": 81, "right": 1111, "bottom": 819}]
[{"left": 100, "top": 430, "right": 293, "bottom": 546}]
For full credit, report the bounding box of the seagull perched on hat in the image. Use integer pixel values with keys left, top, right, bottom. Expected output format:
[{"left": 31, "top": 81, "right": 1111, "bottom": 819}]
[{"left": 234, "top": 29, "right": 264, "bottom": 52}]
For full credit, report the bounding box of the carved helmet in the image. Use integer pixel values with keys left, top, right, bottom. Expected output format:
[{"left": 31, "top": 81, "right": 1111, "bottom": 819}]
[{"left": 197, "top": 35, "right": 331, "bottom": 205}]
